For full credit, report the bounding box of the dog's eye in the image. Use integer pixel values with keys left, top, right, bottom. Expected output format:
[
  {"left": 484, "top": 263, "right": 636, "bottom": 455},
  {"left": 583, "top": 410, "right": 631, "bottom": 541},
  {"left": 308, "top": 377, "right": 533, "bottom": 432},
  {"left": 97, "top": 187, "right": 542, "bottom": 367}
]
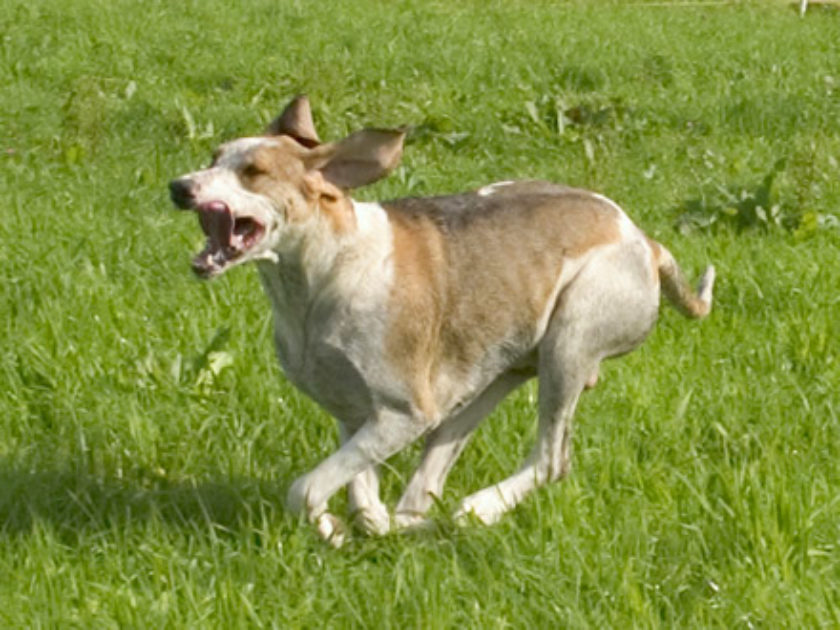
[{"left": 242, "top": 163, "right": 266, "bottom": 178}]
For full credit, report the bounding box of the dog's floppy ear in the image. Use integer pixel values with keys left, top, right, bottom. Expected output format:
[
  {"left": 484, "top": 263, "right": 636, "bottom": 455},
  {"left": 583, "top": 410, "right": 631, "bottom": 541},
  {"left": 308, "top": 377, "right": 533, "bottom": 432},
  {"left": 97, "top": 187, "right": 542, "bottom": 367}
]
[
  {"left": 306, "top": 128, "right": 406, "bottom": 190},
  {"left": 265, "top": 95, "right": 321, "bottom": 148}
]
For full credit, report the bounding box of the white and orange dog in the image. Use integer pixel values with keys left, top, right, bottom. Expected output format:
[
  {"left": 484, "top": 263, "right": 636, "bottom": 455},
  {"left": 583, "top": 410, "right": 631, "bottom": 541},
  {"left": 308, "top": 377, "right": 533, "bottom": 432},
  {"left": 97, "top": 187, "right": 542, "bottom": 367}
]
[{"left": 170, "top": 96, "right": 714, "bottom": 545}]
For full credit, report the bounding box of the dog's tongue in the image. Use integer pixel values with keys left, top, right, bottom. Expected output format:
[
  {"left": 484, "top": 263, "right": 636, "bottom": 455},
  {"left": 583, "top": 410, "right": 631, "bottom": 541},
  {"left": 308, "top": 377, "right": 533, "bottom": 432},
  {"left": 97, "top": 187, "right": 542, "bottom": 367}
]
[{"left": 198, "top": 202, "right": 233, "bottom": 248}]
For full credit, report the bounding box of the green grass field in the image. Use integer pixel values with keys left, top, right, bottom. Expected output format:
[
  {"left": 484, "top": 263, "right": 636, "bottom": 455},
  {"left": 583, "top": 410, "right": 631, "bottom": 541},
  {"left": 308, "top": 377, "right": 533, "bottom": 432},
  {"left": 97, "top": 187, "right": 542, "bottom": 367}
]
[{"left": 2, "top": 0, "right": 839, "bottom": 626}]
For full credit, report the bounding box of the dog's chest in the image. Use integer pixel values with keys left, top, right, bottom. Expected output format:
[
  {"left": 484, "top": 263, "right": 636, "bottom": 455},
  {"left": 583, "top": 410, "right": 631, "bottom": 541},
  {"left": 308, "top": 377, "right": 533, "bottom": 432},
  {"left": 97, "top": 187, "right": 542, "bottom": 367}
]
[
  {"left": 287, "top": 337, "right": 378, "bottom": 426},
  {"left": 258, "top": 264, "right": 394, "bottom": 427}
]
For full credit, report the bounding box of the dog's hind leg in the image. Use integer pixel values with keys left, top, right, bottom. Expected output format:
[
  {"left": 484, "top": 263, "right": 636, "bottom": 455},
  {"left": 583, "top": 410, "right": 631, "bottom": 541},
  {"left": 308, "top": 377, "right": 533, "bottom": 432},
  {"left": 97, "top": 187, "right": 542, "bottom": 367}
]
[
  {"left": 454, "top": 243, "right": 661, "bottom": 526},
  {"left": 453, "top": 351, "right": 588, "bottom": 526},
  {"left": 394, "top": 372, "right": 529, "bottom": 529}
]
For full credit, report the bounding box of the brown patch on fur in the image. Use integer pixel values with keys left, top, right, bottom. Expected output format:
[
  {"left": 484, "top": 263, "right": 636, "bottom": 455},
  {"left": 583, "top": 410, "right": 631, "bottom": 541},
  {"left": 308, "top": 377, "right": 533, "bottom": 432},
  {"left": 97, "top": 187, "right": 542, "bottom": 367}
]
[
  {"left": 302, "top": 172, "right": 356, "bottom": 234},
  {"left": 235, "top": 137, "right": 354, "bottom": 232},
  {"left": 235, "top": 138, "right": 308, "bottom": 219},
  {"left": 645, "top": 236, "right": 662, "bottom": 281},
  {"left": 383, "top": 209, "right": 447, "bottom": 420},
  {"left": 382, "top": 185, "right": 624, "bottom": 415},
  {"left": 657, "top": 245, "right": 712, "bottom": 319},
  {"left": 241, "top": 138, "right": 308, "bottom": 184}
]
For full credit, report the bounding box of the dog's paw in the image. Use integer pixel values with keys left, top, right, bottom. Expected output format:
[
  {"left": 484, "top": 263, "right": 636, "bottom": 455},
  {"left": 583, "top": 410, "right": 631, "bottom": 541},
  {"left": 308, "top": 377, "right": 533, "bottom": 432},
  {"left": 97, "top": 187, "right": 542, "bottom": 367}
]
[
  {"left": 453, "top": 491, "right": 507, "bottom": 526},
  {"left": 353, "top": 505, "right": 391, "bottom": 537},
  {"left": 316, "top": 513, "right": 347, "bottom": 548},
  {"left": 394, "top": 511, "right": 433, "bottom": 531}
]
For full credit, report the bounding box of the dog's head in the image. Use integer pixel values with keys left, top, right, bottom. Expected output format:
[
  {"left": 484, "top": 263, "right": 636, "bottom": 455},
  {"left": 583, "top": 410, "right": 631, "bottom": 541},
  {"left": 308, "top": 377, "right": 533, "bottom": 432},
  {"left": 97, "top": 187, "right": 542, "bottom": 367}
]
[{"left": 169, "top": 96, "right": 405, "bottom": 278}]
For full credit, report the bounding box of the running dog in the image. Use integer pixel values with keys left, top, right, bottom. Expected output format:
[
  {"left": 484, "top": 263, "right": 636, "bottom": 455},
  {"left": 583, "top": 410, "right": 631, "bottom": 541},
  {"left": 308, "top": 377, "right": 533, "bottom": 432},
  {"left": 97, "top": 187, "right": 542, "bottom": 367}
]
[{"left": 169, "top": 96, "right": 715, "bottom": 545}]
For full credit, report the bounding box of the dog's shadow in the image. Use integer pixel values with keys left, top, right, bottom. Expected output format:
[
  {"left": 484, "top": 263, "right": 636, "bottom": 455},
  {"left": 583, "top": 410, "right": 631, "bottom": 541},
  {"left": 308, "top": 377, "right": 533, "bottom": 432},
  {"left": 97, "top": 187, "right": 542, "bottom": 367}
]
[{"left": 0, "top": 457, "right": 289, "bottom": 540}]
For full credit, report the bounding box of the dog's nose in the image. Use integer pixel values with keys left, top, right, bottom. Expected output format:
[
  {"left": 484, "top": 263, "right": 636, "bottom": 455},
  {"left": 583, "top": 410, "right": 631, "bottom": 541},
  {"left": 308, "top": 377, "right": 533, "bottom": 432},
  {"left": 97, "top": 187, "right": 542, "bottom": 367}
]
[{"left": 169, "top": 178, "right": 196, "bottom": 209}]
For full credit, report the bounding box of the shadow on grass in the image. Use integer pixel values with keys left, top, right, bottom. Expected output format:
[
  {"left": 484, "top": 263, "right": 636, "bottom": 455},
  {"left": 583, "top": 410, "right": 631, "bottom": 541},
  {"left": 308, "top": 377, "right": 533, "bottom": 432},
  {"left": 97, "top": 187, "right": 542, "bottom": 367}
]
[
  {"left": 0, "top": 459, "right": 288, "bottom": 541},
  {"left": 0, "top": 459, "right": 519, "bottom": 549}
]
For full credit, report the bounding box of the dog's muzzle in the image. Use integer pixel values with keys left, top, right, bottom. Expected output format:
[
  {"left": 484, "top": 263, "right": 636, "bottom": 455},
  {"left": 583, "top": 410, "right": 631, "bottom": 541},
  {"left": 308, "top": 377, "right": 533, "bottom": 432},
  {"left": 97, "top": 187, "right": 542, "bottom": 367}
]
[{"left": 169, "top": 178, "right": 267, "bottom": 278}]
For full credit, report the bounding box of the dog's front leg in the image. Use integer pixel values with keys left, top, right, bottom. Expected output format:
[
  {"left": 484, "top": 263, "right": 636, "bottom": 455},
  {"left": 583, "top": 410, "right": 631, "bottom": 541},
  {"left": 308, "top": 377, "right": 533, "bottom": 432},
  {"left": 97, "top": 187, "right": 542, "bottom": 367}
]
[
  {"left": 337, "top": 422, "right": 390, "bottom": 536},
  {"left": 287, "top": 408, "right": 429, "bottom": 544}
]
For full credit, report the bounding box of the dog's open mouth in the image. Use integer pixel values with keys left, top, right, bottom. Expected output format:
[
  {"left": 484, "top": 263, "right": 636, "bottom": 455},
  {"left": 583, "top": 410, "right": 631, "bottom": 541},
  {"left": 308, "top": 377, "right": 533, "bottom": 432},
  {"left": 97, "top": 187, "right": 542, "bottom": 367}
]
[{"left": 192, "top": 201, "right": 265, "bottom": 277}]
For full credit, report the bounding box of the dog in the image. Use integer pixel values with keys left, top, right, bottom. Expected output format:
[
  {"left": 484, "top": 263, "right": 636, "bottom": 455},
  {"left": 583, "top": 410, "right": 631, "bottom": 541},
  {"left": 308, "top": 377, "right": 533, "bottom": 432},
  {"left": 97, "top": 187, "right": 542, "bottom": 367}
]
[{"left": 169, "top": 96, "right": 714, "bottom": 545}]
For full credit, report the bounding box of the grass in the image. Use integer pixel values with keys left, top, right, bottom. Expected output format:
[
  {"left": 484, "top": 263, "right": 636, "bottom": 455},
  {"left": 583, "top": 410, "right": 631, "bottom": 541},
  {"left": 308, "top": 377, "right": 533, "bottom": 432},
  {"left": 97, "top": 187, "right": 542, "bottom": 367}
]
[{"left": 2, "top": 0, "right": 840, "bottom": 626}]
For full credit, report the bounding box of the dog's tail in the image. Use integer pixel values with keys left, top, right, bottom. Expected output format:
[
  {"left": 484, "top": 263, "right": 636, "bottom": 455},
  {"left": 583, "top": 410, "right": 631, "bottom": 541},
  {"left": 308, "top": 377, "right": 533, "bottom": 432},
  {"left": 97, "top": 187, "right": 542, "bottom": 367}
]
[{"left": 654, "top": 242, "right": 715, "bottom": 319}]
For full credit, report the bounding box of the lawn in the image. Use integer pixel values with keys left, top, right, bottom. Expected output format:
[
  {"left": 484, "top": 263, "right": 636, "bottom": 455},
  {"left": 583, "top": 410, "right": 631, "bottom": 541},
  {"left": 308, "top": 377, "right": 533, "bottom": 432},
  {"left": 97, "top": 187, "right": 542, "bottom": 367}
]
[{"left": 1, "top": 0, "right": 839, "bottom": 627}]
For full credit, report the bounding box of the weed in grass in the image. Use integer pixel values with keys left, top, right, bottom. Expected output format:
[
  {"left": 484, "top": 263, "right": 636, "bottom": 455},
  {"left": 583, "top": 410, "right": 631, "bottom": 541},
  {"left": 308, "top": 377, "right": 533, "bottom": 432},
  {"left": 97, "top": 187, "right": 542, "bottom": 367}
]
[
  {"left": 677, "top": 158, "right": 791, "bottom": 232},
  {"left": 678, "top": 156, "right": 840, "bottom": 236}
]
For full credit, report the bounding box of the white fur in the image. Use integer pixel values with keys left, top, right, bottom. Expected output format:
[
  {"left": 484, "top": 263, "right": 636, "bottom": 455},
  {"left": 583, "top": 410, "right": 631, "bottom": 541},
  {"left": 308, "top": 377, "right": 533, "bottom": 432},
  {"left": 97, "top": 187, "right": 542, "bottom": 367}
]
[
  {"left": 258, "top": 200, "right": 395, "bottom": 382},
  {"left": 352, "top": 199, "right": 390, "bottom": 234},
  {"left": 477, "top": 180, "right": 514, "bottom": 196}
]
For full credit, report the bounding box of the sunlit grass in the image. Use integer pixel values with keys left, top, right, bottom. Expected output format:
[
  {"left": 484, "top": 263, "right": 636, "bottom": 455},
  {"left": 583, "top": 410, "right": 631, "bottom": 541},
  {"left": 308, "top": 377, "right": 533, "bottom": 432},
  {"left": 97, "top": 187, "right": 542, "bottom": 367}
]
[{"left": 1, "top": 0, "right": 839, "bottom": 627}]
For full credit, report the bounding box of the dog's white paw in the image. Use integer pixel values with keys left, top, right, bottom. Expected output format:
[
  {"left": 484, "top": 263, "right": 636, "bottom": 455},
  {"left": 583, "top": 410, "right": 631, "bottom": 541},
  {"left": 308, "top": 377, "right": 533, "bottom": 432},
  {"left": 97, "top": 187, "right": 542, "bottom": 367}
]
[
  {"left": 353, "top": 505, "right": 391, "bottom": 537},
  {"left": 394, "top": 511, "right": 433, "bottom": 531},
  {"left": 454, "top": 491, "right": 507, "bottom": 526},
  {"left": 316, "top": 513, "right": 347, "bottom": 548}
]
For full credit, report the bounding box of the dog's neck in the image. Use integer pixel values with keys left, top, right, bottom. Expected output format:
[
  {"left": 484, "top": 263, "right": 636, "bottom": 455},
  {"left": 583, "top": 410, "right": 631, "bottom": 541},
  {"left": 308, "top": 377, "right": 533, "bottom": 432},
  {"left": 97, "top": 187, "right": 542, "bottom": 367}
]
[{"left": 256, "top": 198, "right": 393, "bottom": 323}]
